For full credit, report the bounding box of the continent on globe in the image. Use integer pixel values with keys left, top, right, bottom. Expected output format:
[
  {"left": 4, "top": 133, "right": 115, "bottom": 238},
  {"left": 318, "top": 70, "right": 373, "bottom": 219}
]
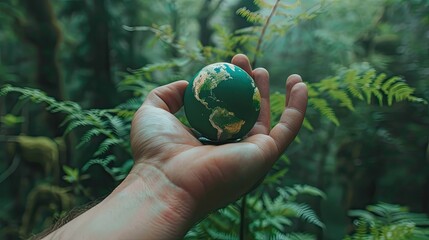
[{"left": 184, "top": 62, "right": 261, "bottom": 143}]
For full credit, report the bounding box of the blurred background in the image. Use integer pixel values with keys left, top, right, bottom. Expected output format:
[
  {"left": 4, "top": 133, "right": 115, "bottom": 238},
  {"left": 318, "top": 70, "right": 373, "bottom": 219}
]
[{"left": 0, "top": 0, "right": 428, "bottom": 239}]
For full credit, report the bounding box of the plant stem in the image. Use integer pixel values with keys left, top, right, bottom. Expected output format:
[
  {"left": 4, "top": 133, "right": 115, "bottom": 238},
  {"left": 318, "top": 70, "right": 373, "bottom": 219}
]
[
  {"left": 252, "top": 0, "right": 281, "bottom": 67},
  {"left": 239, "top": 194, "right": 247, "bottom": 240}
]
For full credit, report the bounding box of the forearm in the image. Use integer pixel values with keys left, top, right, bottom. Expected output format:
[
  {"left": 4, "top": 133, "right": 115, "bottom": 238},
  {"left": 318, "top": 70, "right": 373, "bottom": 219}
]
[{"left": 44, "top": 163, "right": 196, "bottom": 240}]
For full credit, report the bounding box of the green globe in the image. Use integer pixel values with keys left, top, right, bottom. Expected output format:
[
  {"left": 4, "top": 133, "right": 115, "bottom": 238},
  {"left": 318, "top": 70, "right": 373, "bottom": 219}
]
[{"left": 184, "top": 62, "right": 261, "bottom": 143}]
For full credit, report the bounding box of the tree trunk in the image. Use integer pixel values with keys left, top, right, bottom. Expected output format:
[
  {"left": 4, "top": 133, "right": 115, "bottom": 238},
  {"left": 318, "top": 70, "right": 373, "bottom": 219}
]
[
  {"left": 20, "top": 0, "right": 64, "bottom": 137},
  {"left": 86, "top": 0, "right": 115, "bottom": 108}
]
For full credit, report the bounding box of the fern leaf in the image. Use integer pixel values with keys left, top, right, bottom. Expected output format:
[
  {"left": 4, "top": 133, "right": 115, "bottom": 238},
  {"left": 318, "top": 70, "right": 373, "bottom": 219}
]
[
  {"left": 279, "top": 232, "right": 316, "bottom": 240},
  {"left": 348, "top": 202, "right": 429, "bottom": 239},
  {"left": 284, "top": 202, "right": 325, "bottom": 229},
  {"left": 308, "top": 98, "right": 340, "bottom": 126},
  {"left": 345, "top": 71, "right": 365, "bottom": 101},
  {"left": 236, "top": 7, "right": 265, "bottom": 24},
  {"left": 116, "top": 98, "right": 143, "bottom": 111},
  {"left": 94, "top": 138, "right": 124, "bottom": 157},
  {"left": 86, "top": 110, "right": 106, "bottom": 127},
  {"left": 0, "top": 85, "right": 81, "bottom": 114},
  {"left": 329, "top": 90, "right": 354, "bottom": 111},
  {"left": 373, "top": 72, "right": 387, "bottom": 87},
  {"left": 77, "top": 128, "right": 108, "bottom": 148},
  {"left": 278, "top": 184, "right": 326, "bottom": 201},
  {"left": 381, "top": 76, "right": 401, "bottom": 94},
  {"left": 349, "top": 209, "right": 377, "bottom": 224},
  {"left": 106, "top": 115, "right": 127, "bottom": 138},
  {"left": 388, "top": 81, "right": 414, "bottom": 105},
  {"left": 206, "top": 228, "right": 238, "bottom": 240},
  {"left": 371, "top": 87, "right": 384, "bottom": 106},
  {"left": 256, "top": 231, "right": 316, "bottom": 240},
  {"left": 82, "top": 155, "right": 116, "bottom": 172},
  {"left": 64, "top": 120, "right": 93, "bottom": 135},
  {"left": 263, "top": 168, "right": 288, "bottom": 185}
]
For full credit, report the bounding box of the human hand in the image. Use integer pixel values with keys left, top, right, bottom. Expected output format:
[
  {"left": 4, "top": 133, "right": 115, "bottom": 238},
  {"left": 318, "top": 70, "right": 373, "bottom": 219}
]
[
  {"left": 129, "top": 53, "right": 308, "bottom": 222},
  {"left": 43, "top": 54, "right": 307, "bottom": 240}
]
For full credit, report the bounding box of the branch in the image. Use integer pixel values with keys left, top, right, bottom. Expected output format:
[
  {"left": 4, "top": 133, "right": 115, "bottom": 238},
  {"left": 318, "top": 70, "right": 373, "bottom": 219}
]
[{"left": 252, "top": 0, "right": 281, "bottom": 67}]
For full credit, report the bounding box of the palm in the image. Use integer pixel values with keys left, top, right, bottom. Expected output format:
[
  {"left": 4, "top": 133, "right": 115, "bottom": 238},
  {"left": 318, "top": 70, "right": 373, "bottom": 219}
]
[{"left": 130, "top": 54, "right": 308, "bottom": 214}]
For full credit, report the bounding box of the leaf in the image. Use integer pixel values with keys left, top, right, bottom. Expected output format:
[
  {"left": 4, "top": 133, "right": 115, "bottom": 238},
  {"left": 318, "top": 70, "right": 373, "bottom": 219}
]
[
  {"left": 278, "top": 184, "right": 327, "bottom": 200},
  {"left": 62, "top": 165, "right": 79, "bottom": 183},
  {"left": 347, "top": 202, "right": 429, "bottom": 239},
  {"left": 236, "top": 7, "right": 265, "bottom": 24},
  {"left": 263, "top": 168, "right": 288, "bottom": 185},
  {"left": 77, "top": 128, "right": 107, "bottom": 148},
  {"left": 329, "top": 90, "right": 354, "bottom": 111},
  {"left": 284, "top": 202, "right": 325, "bottom": 229},
  {"left": 64, "top": 120, "right": 93, "bottom": 135},
  {"left": 82, "top": 155, "right": 116, "bottom": 172},
  {"left": 308, "top": 98, "right": 340, "bottom": 126},
  {"left": 93, "top": 138, "right": 124, "bottom": 157}
]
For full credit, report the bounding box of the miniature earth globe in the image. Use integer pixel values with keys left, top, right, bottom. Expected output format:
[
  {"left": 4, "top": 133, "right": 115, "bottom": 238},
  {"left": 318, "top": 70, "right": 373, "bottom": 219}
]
[{"left": 184, "top": 62, "right": 261, "bottom": 143}]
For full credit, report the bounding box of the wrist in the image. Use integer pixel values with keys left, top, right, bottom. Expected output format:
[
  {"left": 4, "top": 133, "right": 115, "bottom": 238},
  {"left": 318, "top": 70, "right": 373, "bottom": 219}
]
[
  {"left": 46, "top": 163, "right": 196, "bottom": 240},
  {"left": 118, "top": 162, "right": 197, "bottom": 239}
]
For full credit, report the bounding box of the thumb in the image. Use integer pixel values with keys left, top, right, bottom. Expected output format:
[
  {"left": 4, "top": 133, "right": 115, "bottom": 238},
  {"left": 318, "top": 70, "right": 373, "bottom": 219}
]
[{"left": 143, "top": 80, "right": 189, "bottom": 113}]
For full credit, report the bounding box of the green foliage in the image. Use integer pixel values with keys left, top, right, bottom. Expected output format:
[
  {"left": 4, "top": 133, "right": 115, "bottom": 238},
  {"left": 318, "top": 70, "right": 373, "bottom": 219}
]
[
  {"left": 270, "top": 66, "right": 426, "bottom": 128},
  {"left": 185, "top": 184, "right": 325, "bottom": 239},
  {"left": 309, "top": 67, "right": 426, "bottom": 125},
  {"left": 346, "top": 202, "right": 429, "bottom": 240},
  {"left": 0, "top": 85, "right": 133, "bottom": 181},
  {"left": 236, "top": 0, "right": 322, "bottom": 37},
  {"left": 1, "top": 0, "right": 428, "bottom": 239}
]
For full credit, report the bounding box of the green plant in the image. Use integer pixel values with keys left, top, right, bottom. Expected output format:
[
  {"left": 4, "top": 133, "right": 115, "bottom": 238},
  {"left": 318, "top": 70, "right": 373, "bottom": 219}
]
[
  {"left": 1, "top": 0, "right": 428, "bottom": 239},
  {"left": 0, "top": 85, "right": 134, "bottom": 182},
  {"left": 185, "top": 184, "right": 325, "bottom": 240},
  {"left": 345, "top": 202, "right": 429, "bottom": 240}
]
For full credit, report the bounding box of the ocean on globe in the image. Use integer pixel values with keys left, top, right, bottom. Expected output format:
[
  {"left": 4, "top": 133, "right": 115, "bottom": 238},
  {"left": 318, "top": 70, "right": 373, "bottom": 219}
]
[{"left": 184, "top": 62, "right": 261, "bottom": 143}]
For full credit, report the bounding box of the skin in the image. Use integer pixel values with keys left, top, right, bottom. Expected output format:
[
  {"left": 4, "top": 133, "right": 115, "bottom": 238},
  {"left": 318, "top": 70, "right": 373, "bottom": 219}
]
[{"left": 43, "top": 54, "right": 308, "bottom": 240}]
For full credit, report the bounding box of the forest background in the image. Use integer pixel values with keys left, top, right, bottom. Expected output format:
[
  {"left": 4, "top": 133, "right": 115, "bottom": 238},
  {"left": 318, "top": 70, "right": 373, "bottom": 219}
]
[{"left": 0, "top": 0, "right": 428, "bottom": 239}]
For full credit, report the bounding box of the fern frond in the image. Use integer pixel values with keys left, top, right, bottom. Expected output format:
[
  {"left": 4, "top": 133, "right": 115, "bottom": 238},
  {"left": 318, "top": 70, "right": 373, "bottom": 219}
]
[
  {"left": 307, "top": 68, "right": 426, "bottom": 128},
  {"left": 131, "top": 61, "right": 180, "bottom": 76},
  {"left": 77, "top": 128, "right": 108, "bottom": 148},
  {"left": 303, "top": 117, "right": 314, "bottom": 130},
  {"left": 206, "top": 228, "right": 238, "bottom": 240},
  {"left": 0, "top": 85, "right": 81, "bottom": 114},
  {"left": 329, "top": 90, "right": 354, "bottom": 110},
  {"left": 218, "top": 205, "right": 240, "bottom": 225},
  {"left": 63, "top": 119, "right": 95, "bottom": 135},
  {"left": 381, "top": 76, "right": 400, "bottom": 94},
  {"left": 106, "top": 115, "right": 127, "bottom": 138},
  {"left": 263, "top": 168, "right": 288, "bottom": 186},
  {"left": 278, "top": 184, "right": 326, "bottom": 201},
  {"left": 348, "top": 202, "right": 429, "bottom": 239},
  {"left": 284, "top": 202, "right": 325, "bottom": 229},
  {"left": 275, "top": 232, "right": 316, "bottom": 240},
  {"left": 236, "top": 7, "right": 265, "bottom": 24},
  {"left": 308, "top": 98, "right": 340, "bottom": 126},
  {"left": 387, "top": 81, "right": 414, "bottom": 106},
  {"left": 116, "top": 98, "right": 143, "bottom": 111},
  {"left": 344, "top": 70, "right": 364, "bottom": 101},
  {"left": 82, "top": 155, "right": 116, "bottom": 172},
  {"left": 94, "top": 138, "right": 124, "bottom": 157}
]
